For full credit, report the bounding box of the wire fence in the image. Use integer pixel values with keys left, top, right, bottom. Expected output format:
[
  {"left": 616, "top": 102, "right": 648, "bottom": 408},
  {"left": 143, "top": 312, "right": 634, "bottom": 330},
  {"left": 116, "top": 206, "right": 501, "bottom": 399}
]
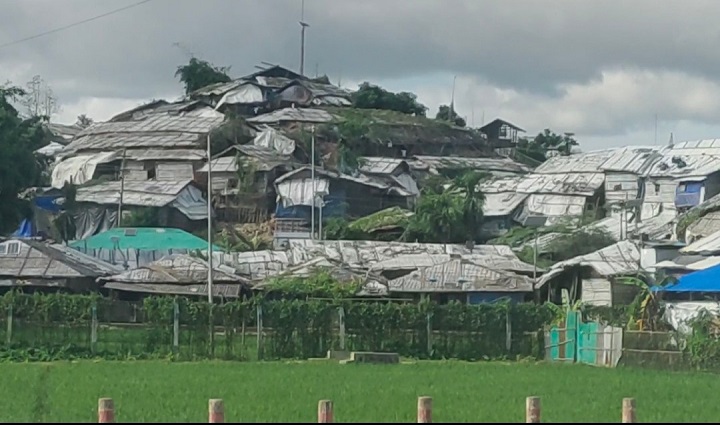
[{"left": 0, "top": 293, "right": 552, "bottom": 362}]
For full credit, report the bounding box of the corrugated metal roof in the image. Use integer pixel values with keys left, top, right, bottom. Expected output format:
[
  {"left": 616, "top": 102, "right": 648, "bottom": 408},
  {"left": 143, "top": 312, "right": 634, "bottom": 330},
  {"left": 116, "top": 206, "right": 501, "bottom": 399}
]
[
  {"left": 599, "top": 146, "right": 661, "bottom": 174},
  {"left": 681, "top": 228, "right": 720, "bottom": 255},
  {"left": 519, "top": 194, "right": 586, "bottom": 224},
  {"left": 670, "top": 139, "right": 720, "bottom": 156},
  {"left": 647, "top": 151, "right": 720, "bottom": 178},
  {"left": 0, "top": 240, "right": 121, "bottom": 278},
  {"left": 246, "top": 108, "right": 335, "bottom": 124},
  {"left": 60, "top": 111, "right": 225, "bottom": 157},
  {"left": 388, "top": 258, "right": 533, "bottom": 293},
  {"left": 517, "top": 173, "right": 605, "bottom": 196},
  {"left": 534, "top": 149, "right": 617, "bottom": 174},
  {"left": 687, "top": 211, "right": 720, "bottom": 242},
  {"left": 76, "top": 180, "right": 208, "bottom": 220},
  {"left": 538, "top": 240, "right": 641, "bottom": 287}
]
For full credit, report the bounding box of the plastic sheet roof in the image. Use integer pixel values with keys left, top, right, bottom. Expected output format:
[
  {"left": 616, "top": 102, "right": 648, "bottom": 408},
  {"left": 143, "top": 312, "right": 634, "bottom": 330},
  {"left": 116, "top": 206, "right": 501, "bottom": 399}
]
[
  {"left": 0, "top": 239, "right": 121, "bottom": 278},
  {"left": 388, "top": 258, "right": 533, "bottom": 293},
  {"left": 534, "top": 149, "right": 618, "bottom": 174},
  {"left": 646, "top": 152, "right": 720, "bottom": 179},
  {"left": 102, "top": 254, "right": 243, "bottom": 284},
  {"left": 538, "top": 240, "right": 641, "bottom": 287},
  {"left": 658, "top": 263, "right": 720, "bottom": 293}
]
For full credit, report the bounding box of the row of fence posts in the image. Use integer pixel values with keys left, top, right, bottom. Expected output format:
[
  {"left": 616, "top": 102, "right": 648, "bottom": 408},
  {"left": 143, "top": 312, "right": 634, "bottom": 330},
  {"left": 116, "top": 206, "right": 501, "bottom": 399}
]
[{"left": 96, "top": 396, "right": 638, "bottom": 423}]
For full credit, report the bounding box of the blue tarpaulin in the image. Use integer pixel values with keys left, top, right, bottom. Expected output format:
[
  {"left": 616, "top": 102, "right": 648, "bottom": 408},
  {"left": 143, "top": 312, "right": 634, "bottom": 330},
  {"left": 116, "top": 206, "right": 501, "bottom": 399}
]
[
  {"left": 656, "top": 264, "right": 720, "bottom": 293},
  {"left": 12, "top": 219, "right": 34, "bottom": 238}
]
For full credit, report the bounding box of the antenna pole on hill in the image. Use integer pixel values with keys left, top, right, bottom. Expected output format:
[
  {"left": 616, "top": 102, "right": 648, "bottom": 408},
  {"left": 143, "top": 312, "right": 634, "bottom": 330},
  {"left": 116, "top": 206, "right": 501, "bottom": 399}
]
[
  {"left": 206, "top": 134, "right": 214, "bottom": 303},
  {"left": 299, "top": 0, "right": 309, "bottom": 76}
]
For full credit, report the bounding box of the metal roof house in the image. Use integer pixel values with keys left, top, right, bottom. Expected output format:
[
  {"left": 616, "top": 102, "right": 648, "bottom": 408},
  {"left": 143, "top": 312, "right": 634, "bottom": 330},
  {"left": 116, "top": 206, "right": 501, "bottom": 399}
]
[
  {"left": 0, "top": 239, "right": 121, "bottom": 292},
  {"left": 537, "top": 240, "right": 642, "bottom": 307},
  {"left": 73, "top": 180, "right": 209, "bottom": 239},
  {"left": 643, "top": 141, "right": 720, "bottom": 220},
  {"left": 479, "top": 118, "right": 525, "bottom": 154},
  {"left": 50, "top": 100, "right": 227, "bottom": 189}
]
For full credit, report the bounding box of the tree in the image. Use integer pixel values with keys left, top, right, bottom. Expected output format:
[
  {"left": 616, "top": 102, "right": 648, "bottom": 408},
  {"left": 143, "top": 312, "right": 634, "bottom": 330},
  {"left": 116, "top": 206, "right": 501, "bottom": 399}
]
[
  {"left": 518, "top": 129, "right": 579, "bottom": 162},
  {"left": 175, "top": 57, "right": 232, "bottom": 95},
  {"left": 435, "top": 104, "right": 466, "bottom": 127},
  {"left": 352, "top": 82, "right": 427, "bottom": 116},
  {"left": 0, "top": 85, "right": 48, "bottom": 234},
  {"left": 22, "top": 75, "right": 60, "bottom": 120},
  {"left": 449, "top": 170, "right": 487, "bottom": 243},
  {"left": 75, "top": 114, "right": 94, "bottom": 128}
]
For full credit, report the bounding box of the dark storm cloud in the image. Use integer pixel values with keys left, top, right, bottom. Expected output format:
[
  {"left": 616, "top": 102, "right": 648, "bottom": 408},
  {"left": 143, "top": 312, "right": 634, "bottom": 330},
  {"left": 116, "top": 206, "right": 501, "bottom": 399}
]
[{"left": 2, "top": 0, "right": 720, "bottom": 103}]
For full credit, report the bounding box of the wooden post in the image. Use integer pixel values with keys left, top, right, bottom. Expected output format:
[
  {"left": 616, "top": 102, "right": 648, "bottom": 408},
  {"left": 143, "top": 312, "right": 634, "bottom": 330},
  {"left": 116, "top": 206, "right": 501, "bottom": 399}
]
[
  {"left": 98, "top": 398, "right": 114, "bottom": 423},
  {"left": 426, "top": 312, "right": 432, "bottom": 357},
  {"left": 622, "top": 398, "right": 636, "bottom": 423},
  {"left": 417, "top": 396, "right": 432, "bottom": 423},
  {"left": 526, "top": 396, "right": 540, "bottom": 423},
  {"left": 256, "top": 304, "right": 263, "bottom": 360},
  {"left": 6, "top": 304, "right": 12, "bottom": 345},
  {"left": 338, "top": 307, "right": 346, "bottom": 351},
  {"left": 173, "top": 299, "right": 179, "bottom": 354},
  {"left": 318, "top": 400, "right": 333, "bottom": 423},
  {"left": 91, "top": 305, "right": 98, "bottom": 354},
  {"left": 209, "top": 399, "right": 224, "bottom": 423}
]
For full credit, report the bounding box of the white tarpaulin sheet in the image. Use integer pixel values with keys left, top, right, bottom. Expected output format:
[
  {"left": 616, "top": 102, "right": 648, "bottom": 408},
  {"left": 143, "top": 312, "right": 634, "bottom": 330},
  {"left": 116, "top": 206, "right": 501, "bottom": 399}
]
[
  {"left": 277, "top": 178, "right": 330, "bottom": 207},
  {"left": 215, "top": 84, "right": 264, "bottom": 109},
  {"left": 51, "top": 151, "right": 119, "bottom": 188},
  {"left": 252, "top": 127, "right": 296, "bottom": 155},
  {"left": 663, "top": 301, "right": 720, "bottom": 335}
]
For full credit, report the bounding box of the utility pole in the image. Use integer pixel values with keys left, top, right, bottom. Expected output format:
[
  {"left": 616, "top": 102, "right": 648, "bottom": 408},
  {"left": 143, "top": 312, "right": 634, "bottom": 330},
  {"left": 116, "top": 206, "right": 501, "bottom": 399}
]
[
  {"left": 117, "top": 149, "right": 127, "bottom": 227},
  {"left": 206, "top": 134, "right": 214, "bottom": 303},
  {"left": 299, "top": 0, "right": 309, "bottom": 76},
  {"left": 310, "top": 125, "right": 316, "bottom": 239}
]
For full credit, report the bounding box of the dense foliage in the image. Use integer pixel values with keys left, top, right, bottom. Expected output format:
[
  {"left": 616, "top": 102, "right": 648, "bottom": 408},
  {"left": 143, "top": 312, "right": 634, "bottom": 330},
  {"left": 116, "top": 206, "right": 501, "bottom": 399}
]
[
  {"left": 175, "top": 57, "right": 232, "bottom": 95},
  {"left": 517, "top": 129, "right": 579, "bottom": 162},
  {"left": 435, "top": 104, "right": 466, "bottom": 127},
  {"left": 0, "top": 291, "right": 553, "bottom": 362},
  {"left": 352, "top": 82, "right": 428, "bottom": 116},
  {"left": 0, "top": 85, "right": 48, "bottom": 234}
]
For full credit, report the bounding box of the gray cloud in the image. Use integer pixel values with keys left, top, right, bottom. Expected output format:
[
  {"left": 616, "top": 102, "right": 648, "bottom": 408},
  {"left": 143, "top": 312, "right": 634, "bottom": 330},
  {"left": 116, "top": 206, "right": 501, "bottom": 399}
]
[{"left": 4, "top": 0, "right": 720, "bottom": 145}]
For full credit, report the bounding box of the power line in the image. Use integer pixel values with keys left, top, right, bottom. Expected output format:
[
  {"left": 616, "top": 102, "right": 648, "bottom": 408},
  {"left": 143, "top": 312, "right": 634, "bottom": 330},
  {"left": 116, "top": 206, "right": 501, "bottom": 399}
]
[{"left": 0, "top": 0, "right": 155, "bottom": 50}]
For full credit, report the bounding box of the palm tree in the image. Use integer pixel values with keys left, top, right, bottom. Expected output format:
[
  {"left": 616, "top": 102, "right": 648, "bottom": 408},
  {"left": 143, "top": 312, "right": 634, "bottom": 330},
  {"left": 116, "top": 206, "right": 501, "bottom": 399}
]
[{"left": 450, "top": 170, "right": 488, "bottom": 244}]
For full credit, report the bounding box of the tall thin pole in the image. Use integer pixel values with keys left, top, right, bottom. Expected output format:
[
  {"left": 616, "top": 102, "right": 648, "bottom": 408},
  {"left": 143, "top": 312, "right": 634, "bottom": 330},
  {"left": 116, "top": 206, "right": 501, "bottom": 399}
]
[
  {"left": 449, "top": 75, "right": 457, "bottom": 123},
  {"left": 310, "top": 125, "right": 316, "bottom": 240},
  {"left": 654, "top": 113, "right": 658, "bottom": 145},
  {"left": 117, "top": 149, "right": 127, "bottom": 227},
  {"left": 206, "top": 134, "right": 214, "bottom": 302},
  {"left": 299, "top": 0, "right": 309, "bottom": 76}
]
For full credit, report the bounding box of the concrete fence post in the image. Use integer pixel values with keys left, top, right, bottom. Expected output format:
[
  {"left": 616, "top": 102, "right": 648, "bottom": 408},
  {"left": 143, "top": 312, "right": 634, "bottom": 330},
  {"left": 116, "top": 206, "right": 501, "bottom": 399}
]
[
  {"left": 209, "top": 399, "right": 224, "bottom": 423},
  {"left": 417, "top": 396, "right": 432, "bottom": 423},
  {"left": 98, "top": 398, "right": 115, "bottom": 423},
  {"left": 526, "top": 396, "right": 541, "bottom": 423},
  {"left": 622, "top": 398, "right": 636, "bottom": 423},
  {"left": 318, "top": 400, "right": 333, "bottom": 423}
]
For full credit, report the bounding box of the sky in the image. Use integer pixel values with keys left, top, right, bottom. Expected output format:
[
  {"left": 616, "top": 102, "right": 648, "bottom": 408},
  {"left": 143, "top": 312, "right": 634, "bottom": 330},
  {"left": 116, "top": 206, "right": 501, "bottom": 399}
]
[{"left": 3, "top": 0, "right": 720, "bottom": 150}]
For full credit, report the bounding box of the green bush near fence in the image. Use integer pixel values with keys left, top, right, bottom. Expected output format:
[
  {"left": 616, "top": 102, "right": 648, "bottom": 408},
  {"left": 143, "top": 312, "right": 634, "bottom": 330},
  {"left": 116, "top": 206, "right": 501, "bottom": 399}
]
[{"left": 0, "top": 291, "right": 553, "bottom": 362}]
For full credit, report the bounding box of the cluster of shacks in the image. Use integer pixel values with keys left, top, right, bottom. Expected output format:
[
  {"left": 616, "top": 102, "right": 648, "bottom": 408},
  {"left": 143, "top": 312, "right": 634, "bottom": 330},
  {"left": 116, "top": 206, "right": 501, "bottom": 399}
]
[{"left": 12, "top": 64, "right": 720, "bottom": 320}]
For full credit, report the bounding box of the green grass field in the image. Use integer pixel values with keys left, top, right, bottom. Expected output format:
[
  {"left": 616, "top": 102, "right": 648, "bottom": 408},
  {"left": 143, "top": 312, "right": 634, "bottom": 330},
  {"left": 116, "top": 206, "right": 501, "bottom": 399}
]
[{"left": 0, "top": 360, "right": 715, "bottom": 422}]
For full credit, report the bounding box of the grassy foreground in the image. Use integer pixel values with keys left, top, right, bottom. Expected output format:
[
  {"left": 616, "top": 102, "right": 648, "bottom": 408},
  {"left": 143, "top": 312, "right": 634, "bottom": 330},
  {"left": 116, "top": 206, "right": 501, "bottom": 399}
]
[{"left": 1, "top": 360, "right": 716, "bottom": 422}]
